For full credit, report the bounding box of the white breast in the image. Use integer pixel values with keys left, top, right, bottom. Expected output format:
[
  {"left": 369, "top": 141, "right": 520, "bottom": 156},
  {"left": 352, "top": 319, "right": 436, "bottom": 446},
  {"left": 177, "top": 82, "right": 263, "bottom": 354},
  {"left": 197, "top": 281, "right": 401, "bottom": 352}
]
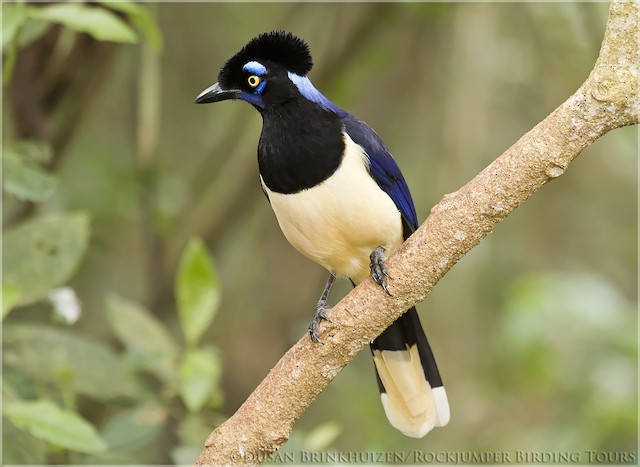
[{"left": 262, "top": 133, "right": 404, "bottom": 284}]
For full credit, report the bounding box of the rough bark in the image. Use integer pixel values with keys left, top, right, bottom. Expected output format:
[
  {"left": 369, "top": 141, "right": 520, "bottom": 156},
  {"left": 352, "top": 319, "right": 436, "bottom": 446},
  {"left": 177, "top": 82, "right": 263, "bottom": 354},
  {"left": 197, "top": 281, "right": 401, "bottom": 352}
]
[{"left": 195, "top": 1, "right": 638, "bottom": 465}]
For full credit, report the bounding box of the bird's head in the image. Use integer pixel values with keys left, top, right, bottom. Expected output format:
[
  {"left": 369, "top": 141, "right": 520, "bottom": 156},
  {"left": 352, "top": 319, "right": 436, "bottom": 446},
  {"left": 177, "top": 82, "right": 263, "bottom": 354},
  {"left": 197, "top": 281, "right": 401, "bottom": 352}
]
[
  {"left": 195, "top": 31, "right": 342, "bottom": 114},
  {"left": 195, "top": 31, "right": 314, "bottom": 109}
]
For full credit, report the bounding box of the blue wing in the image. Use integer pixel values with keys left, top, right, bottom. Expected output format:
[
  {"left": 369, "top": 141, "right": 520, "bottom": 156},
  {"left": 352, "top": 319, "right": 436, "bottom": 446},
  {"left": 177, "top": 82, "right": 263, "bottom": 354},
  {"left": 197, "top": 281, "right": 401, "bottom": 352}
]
[{"left": 342, "top": 115, "right": 418, "bottom": 236}]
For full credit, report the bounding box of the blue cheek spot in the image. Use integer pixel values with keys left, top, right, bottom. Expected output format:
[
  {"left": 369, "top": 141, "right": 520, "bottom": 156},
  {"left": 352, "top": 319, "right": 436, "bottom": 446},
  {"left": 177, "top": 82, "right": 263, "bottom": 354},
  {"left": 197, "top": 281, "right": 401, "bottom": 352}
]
[
  {"left": 241, "top": 92, "right": 264, "bottom": 108},
  {"left": 255, "top": 80, "right": 266, "bottom": 94}
]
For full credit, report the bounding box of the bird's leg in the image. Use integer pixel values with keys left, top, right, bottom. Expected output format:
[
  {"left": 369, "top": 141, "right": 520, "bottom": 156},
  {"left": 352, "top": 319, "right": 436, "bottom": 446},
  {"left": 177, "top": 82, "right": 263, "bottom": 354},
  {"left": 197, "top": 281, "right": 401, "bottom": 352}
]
[
  {"left": 309, "top": 272, "right": 336, "bottom": 343},
  {"left": 370, "top": 246, "right": 392, "bottom": 296}
]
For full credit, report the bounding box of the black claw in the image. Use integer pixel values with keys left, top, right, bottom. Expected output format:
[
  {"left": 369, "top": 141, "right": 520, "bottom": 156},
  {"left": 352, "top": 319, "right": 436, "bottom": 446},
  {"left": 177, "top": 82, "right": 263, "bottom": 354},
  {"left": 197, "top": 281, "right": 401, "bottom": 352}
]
[
  {"left": 370, "top": 246, "right": 393, "bottom": 296},
  {"left": 308, "top": 302, "right": 332, "bottom": 343},
  {"left": 380, "top": 280, "right": 391, "bottom": 296}
]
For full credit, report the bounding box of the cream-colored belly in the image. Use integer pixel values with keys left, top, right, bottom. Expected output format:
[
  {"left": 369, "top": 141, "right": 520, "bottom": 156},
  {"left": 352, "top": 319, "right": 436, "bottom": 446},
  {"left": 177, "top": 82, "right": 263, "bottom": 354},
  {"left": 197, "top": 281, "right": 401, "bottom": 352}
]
[{"left": 262, "top": 134, "right": 403, "bottom": 284}]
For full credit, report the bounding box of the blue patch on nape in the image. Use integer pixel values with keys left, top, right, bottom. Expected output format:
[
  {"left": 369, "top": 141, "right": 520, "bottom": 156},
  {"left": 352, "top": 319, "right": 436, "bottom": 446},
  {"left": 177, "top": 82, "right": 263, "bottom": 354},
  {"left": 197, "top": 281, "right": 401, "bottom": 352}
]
[
  {"left": 243, "top": 61, "right": 267, "bottom": 76},
  {"left": 287, "top": 73, "right": 346, "bottom": 115}
]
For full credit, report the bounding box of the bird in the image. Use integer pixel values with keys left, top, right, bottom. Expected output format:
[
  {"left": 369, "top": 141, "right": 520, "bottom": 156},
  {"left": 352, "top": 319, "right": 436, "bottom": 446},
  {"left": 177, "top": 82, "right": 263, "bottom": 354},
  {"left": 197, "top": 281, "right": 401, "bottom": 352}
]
[{"left": 195, "top": 31, "right": 449, "bottom": 438}]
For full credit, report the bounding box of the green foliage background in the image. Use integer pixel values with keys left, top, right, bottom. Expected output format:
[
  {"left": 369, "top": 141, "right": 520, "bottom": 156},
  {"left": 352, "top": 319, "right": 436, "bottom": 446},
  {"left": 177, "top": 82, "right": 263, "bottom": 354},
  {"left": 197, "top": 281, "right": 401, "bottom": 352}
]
[{"left": 2, "top": 2, "right": 637, "bottom": 464}]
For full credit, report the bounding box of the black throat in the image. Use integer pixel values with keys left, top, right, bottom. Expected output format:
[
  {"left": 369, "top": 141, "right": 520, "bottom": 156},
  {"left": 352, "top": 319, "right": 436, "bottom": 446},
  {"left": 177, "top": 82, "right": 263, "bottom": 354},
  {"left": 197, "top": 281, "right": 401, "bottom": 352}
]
[{"left": 258, "top": 98, "right": 345, "bottom": 194}]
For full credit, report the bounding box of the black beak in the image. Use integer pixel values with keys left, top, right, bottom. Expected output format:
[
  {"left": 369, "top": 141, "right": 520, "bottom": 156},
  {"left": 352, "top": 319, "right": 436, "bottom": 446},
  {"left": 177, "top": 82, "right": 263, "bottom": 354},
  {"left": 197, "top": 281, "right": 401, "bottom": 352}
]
[{"left": 194, "top": 82, "right": 241, "bottom": 104}]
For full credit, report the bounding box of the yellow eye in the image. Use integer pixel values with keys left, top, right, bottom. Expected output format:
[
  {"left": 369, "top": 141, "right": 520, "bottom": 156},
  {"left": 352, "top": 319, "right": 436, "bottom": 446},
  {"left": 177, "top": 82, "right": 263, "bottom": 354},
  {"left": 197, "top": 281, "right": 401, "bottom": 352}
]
[{"left": 247, "top": 75, "right": 261, "bottom": 87}]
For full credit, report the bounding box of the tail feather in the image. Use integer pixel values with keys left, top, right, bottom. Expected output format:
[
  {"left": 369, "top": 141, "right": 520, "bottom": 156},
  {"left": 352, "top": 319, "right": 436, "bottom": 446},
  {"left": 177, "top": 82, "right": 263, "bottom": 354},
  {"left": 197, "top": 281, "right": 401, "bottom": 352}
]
[{"left": 370, "top": 307, "right": 449, "bottom": 438}]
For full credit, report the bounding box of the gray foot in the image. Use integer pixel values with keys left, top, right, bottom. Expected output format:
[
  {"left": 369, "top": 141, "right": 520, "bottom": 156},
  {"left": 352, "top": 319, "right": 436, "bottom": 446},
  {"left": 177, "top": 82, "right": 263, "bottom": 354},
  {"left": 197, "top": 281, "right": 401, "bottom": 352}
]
[
  {"left": 370, "top": 246, "right": 392, "bottom": 296},
  {"left": 308, "top": 301, "right": 332, "bottom": 343}
]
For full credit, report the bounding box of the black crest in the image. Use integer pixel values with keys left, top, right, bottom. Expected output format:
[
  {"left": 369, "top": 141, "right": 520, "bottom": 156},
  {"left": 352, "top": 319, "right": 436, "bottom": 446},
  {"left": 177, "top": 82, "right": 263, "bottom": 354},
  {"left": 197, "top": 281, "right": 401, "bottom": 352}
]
[{"left": 218, "top": 31, "right": 313, "bottom": 85}]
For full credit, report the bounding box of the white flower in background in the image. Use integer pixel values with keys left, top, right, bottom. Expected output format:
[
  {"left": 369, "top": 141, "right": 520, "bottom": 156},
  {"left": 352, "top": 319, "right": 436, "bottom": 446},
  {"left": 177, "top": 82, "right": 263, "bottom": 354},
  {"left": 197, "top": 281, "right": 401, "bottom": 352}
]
[{"left": 49, "top": 287, "right": 81, "bottom": 324}]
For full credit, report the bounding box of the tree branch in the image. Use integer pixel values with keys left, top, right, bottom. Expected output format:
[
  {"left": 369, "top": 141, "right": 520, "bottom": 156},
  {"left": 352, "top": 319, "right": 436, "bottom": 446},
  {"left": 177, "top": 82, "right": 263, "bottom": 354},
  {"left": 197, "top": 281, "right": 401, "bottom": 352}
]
[{"left": 195, "top": 0, "right": 638, "bottom": 464}]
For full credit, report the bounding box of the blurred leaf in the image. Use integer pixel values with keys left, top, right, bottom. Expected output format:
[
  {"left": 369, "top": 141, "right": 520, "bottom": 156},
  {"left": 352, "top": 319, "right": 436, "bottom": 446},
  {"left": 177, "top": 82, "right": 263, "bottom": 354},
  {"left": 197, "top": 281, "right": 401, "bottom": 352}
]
[
  {"left": 28, "top": 4, "right": 137, "bottom": 44},
  {"left": 3, "top": 151, "right": 58, "bottom": 202},
  {"left": 3, "top": 212, "right": 90, "bottom": 306},
  {"left": 171, "top": 445, "right": 201, "bottom": 466},
  {"left": 3, "top": 212, "right": 89, "bottom": 304},
  {"left": 98, "top": 1, "right": 163, "bottom": 50},
  {"left": 106, "top": 294, "right": 179, "bottom": 384},
  {"left": 2, "top": 3, "right": 28, "bottom": 51},
  {"left": 176, "top": 412, "right": 214, "bottom": 445},
  {"left": 3, "top": 324, "right": 139, "bottom": 399},
  {"left": 176, "top": 237, "right": 221, "bottom": 347},
  {"left": 303, "top": 421, "right": 342, "bottom": 451},
  {"left": 100, "top": 403, "right": 167, "bottom": 452},
  {"left": 15, "top": 18, "right": 51, "bottom": 48},
  {"left": 178, "top": 346, "right": 221, "bottom": 412},
  {"left": 3, "top": 399, "right": 107, "bottom": 453},
  {"left": 2, "top": 419, "right": 47, "bottom": 465},
  {"left": 2, "top": 283, "right": 22, "bottom": 319},
  {"left": 171, "top": 413, "right": 217, "bottom": 467},
  {"left": 10, "top": 140, "right": 53, "bottom": 163}
]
